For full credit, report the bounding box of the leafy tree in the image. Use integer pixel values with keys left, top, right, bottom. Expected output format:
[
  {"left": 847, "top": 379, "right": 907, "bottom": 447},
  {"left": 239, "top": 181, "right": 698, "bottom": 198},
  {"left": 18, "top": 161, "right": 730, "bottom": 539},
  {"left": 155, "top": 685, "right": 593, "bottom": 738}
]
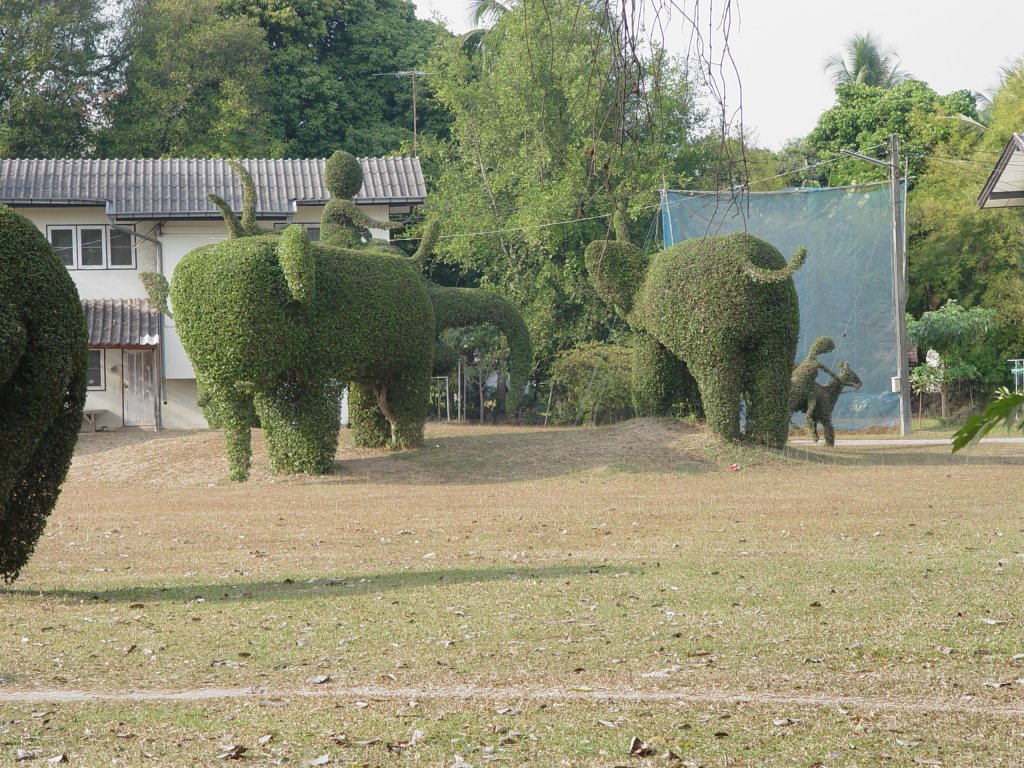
[
  {"left": 824, "top": 33, "right": 909, "bottom": 89},
  {"left": 442, "top": 324, "right": 509, "bottom": 423},
  {"left": 549, "top": 342, "right": 633, "bottom": 425},
  {"left": 424, "top": 0, "right": 705, "bottom": 370},
  {"left": 220, "top": 0, "right": 450, "bottom": 158},
  {"left": 804, "top": 79, "right": 978, "bottom": 186},
  {"left": 907, "top": 61, "right": 1024, "bottom": 377},
  {"left": 98, "top": 0, "right": 284, "bottom": 157},
  {"left": 906, "top": 301, "right": 996, "bottom": 417},
  {"left": 0, "top": 0, "right": 109, "bottom": 157}
]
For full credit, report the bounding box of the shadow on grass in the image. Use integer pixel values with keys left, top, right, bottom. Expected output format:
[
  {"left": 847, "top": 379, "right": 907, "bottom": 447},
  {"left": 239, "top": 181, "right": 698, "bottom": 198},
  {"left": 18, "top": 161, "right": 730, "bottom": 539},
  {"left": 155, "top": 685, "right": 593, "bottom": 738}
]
[{"left": 3, "top": 563, "right": 631, "bottom": 605}]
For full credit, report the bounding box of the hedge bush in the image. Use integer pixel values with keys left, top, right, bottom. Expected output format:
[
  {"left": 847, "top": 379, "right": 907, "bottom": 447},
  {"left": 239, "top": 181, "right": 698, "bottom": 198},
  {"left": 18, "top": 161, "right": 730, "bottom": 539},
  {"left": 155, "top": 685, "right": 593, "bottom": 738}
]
[
  {"left": 0, "top": 204, "right": 88, "bottom": 582},
  {"left": 549, "top": 341, "right": 633, "bottom": 425}
]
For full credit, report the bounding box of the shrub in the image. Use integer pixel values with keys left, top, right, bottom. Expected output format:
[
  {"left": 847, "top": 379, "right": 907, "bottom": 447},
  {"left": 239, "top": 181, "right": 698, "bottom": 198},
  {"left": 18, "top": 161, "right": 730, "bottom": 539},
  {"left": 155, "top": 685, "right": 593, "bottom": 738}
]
[
  {"left": 550, "top": 342, "right": 634, "bottom": 425},
  {"left": 0, "top": 204, "right": 88, "bottom": 582}
]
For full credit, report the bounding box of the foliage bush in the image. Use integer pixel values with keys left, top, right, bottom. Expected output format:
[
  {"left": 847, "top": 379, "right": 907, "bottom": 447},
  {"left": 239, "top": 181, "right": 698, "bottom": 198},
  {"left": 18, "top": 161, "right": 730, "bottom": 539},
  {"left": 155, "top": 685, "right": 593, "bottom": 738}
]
[
  {"left": 549, "top": 342, "right": 633, "bottom": 426},
  {"left": 0, "top": 204, "right": 88, "bottom": 582},
  {"left": 587, "top": 229, "right": 803, "bottom": 447}
]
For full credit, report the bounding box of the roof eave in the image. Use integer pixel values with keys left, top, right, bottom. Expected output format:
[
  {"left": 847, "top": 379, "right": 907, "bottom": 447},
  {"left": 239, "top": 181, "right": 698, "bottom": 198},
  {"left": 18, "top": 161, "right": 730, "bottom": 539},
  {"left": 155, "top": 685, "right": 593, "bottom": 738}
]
[{"left": 978, "top": 133, "right": 1024, "bottom": 209}]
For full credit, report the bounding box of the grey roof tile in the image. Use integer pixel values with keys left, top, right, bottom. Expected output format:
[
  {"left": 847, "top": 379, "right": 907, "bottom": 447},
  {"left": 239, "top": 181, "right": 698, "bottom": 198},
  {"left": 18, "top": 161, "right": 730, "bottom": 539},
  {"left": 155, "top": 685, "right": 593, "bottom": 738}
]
[
  {"left": 82, "top": 298, "right": 161, "bottom": 348},
  {"left": 0, "top": 157, "right": 425, "bottom": 217}
]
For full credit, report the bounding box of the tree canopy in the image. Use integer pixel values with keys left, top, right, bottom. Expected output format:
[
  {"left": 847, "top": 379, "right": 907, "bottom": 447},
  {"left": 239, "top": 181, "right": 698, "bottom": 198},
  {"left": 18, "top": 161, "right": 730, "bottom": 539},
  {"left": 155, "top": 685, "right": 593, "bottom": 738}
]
[
  {"left": 423, "top": 0, "right": 705, "bottom": 368},
  {"left": 0, "top": 0, "right": 109, "bottom": 157}
]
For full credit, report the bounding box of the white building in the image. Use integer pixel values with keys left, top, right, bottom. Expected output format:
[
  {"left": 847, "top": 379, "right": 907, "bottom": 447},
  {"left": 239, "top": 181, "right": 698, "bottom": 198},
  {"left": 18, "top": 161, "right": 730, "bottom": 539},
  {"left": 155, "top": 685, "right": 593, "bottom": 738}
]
[{"left": 0, "top": 157, "right": 425, "bottom": 430}]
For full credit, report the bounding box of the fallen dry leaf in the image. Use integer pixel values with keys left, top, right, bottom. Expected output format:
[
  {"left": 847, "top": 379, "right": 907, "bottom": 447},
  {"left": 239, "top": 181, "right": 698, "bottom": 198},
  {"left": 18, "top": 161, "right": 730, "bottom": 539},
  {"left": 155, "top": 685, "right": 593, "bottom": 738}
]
[
  {"left": 308, "top": 755, "right": 330, "bottom": 766},
  {"left": 216, "top": 744, "right": 247, "bottom": 760},
  {"left": 629, "top": 737, "right": 654, "bottom": 757}
]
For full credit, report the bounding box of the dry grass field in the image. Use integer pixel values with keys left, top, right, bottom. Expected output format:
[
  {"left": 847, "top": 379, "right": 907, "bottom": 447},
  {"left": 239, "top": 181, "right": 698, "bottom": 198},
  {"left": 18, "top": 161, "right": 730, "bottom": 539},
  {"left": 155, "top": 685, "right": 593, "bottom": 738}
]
[{"left": 2, "top": 420, "right": 1023, "bottom": 766}]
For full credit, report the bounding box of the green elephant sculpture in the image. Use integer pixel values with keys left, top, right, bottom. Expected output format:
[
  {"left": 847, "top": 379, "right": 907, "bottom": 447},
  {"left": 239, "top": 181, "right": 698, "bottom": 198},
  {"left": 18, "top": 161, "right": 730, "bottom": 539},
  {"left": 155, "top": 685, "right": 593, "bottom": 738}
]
[
  {"left": 155, "top": 155, "right": 530, "bottom": 481},
  {"left": 585, "top": 211, "right": 804, "bottom": 447},
  {"left": 0, "top": 204, "right": 88, "bottom": 583}
]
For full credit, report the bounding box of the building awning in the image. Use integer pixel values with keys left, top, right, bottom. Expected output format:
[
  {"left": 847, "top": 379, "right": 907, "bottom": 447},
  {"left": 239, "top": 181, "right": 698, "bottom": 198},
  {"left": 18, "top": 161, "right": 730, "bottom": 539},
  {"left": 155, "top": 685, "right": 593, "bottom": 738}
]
[
  {"left": 978, "top": 133, "right": 1024, "bottom": 208},
  {"left": 82, "top": 298, "right": 160, "bottom": 348}
]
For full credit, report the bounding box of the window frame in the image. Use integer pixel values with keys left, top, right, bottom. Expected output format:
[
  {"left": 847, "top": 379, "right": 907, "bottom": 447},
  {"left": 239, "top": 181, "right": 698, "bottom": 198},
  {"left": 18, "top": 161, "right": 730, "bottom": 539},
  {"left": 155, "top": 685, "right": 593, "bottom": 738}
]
[
  {"left": 46, "top": 225, "right": 136, "bottom": 270},
  {"left": 86, "top": 349, "right": 105, "bottom": 391}
]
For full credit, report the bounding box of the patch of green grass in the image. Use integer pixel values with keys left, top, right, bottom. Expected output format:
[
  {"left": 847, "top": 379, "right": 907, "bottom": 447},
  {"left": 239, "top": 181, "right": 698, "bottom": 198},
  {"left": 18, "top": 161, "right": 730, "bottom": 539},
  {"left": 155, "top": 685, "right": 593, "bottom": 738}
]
[
  {"left": 2, "top": 696, "right": 1019, "bottom": 767},
  {"left": 3, "top": 421, "right": 1024, "bottom": 763}
]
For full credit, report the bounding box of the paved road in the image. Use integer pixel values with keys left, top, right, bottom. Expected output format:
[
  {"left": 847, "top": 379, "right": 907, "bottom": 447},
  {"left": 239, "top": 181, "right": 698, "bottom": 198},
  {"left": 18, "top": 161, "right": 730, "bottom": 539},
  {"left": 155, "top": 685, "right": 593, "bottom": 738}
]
[{"left": 789, "top": 437, "right": 1024, "bottom": 446}]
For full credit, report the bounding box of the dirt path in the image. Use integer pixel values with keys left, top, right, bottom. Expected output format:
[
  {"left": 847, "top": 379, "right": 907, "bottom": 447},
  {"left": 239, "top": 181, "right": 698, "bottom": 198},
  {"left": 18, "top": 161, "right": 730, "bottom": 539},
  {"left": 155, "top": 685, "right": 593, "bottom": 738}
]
[{"left": 2, "top": 683, "right": 1022, "bottom": 717}]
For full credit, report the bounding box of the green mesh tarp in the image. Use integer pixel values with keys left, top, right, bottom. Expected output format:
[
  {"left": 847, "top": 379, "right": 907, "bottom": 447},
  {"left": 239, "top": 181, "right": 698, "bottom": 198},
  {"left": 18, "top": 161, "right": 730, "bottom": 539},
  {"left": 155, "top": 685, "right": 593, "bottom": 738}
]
[{"left": 662, "top": 185, "right": 900, "bottom": 428}]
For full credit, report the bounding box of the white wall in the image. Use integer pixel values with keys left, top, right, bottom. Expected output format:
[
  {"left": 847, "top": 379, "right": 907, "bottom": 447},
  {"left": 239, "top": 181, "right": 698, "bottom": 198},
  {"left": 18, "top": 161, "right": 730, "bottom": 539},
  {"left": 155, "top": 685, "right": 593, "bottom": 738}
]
[
  {"left": 83, "top": 348, "right": 125, "bottom": 431},
  {"left": 163, "top": 379, "right": 208, "bottom": 429}
]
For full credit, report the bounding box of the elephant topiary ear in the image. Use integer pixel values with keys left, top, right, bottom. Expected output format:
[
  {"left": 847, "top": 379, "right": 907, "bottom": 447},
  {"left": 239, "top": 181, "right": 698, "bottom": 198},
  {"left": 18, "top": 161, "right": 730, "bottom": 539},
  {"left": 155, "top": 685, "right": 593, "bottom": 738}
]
[
  {"left": 278, "top": 225, "right": 316, "bottom": 303},
  {"left": 324, "top": 150, "right": 363, "bottom": 200}
]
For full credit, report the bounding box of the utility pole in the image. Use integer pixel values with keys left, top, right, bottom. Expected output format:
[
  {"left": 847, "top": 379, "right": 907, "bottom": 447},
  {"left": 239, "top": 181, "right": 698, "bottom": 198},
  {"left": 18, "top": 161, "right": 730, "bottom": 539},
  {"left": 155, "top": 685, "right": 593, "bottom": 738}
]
[
  {"left": 840, "top": 135, "right": 912, "bottom": 435},
  {"left": 889, "top": 134, "right": 912, "bottom": 436},
  {"left": 370, "top": 70, "right": 430, "bottom": 156}
]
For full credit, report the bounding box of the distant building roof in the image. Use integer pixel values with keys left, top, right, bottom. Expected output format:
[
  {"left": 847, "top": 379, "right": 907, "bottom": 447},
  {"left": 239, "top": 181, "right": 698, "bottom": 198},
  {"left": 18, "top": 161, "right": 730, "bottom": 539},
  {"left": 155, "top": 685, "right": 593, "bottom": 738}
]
[
  {"left": 978, "top": 133, "right": 1024, "bottom": 209},
  {"left": 82, "top": 298, "right": 160, "bottom": 348},
  {"left": 0, "top": 157, "right": 426, "bottom": 218}
]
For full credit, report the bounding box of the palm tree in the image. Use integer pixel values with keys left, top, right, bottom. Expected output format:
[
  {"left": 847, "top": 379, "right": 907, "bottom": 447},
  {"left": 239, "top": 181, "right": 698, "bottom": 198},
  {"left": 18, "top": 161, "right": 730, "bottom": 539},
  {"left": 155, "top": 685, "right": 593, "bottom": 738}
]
[
  {"left": 466, "top": 0, "right": 509, "bottom": 27},
  {"left": 824, "top": 33, "right": 909, "bottom": 89}
]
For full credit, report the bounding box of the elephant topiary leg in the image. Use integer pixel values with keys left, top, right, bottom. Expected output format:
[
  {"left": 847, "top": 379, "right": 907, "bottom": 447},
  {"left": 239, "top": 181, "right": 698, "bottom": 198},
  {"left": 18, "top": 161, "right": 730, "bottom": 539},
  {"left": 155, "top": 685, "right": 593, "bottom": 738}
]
[
  {"left": 382, "top": 374, "right": 430, "bottom": 449},
  {"left": 256, "top": 379, "right": 342, "bottom": 475},
  {"left": 632, "top": 333, "right": 701, "bottom": 418},
  {"left": 203, "top": 384, "right": 254, "bottom": 481},
  {"left": 743, "top": 347, "right": 793, "bottom": 448},
  {"left": 349, "top": 381, "right": 390, "bottom": 448},
  {"left": 691, "top": 361, "right": 743, "bottom": 442}
]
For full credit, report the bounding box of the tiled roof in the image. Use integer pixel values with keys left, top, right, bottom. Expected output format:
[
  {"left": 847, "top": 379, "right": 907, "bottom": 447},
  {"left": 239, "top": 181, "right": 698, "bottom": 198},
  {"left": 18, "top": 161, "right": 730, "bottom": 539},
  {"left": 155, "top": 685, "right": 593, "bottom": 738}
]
[
  {"left": 0, "top": 157, "right": 425, "bottom": 217},
  {"left": 82, "top": 298, "right": 160, "bottom": 348}
]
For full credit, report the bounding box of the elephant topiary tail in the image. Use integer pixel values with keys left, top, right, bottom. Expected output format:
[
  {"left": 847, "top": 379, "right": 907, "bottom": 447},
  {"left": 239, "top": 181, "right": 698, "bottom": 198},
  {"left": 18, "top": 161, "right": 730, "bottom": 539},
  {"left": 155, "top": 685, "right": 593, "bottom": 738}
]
[
  {"left": 429, "top": 285, "right": 532, "bottom": 415},
  {"left": 744, "top": 246, "right": 807, "bottom": 283}
]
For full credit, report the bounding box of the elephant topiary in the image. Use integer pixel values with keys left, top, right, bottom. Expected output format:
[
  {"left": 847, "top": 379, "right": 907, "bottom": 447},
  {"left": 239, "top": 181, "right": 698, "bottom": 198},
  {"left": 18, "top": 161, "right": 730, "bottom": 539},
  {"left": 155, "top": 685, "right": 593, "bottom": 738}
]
[
  {"left": 585, "top": 213, "right": 804, "bottom": 447},
  {"left": 150, "top": 157, "right": 531, "bottom": 480},
  {"left": 0, "top": 204, "right": 88, "bottom": 583}
]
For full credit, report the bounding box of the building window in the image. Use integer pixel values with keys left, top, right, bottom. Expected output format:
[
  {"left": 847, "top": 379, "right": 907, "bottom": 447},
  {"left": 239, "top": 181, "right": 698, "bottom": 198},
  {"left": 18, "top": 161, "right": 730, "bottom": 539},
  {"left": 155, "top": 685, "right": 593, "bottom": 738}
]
[
  {"left": 87, "top": 349, "right": 105, "bottom": 390},
  {"left": 47, "top": 225, "right": 136, "bottom": 269}
]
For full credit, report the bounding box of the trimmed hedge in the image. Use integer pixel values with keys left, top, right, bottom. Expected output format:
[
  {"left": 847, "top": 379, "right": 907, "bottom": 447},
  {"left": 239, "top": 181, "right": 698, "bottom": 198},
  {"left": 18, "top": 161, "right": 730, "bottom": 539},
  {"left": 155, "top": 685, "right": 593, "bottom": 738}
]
[
  {"left": 0, "top": 204, "right": 88, "bottom": 582},
  {"left": 587, "top": 230, "right": 803, "bottom": 448}
]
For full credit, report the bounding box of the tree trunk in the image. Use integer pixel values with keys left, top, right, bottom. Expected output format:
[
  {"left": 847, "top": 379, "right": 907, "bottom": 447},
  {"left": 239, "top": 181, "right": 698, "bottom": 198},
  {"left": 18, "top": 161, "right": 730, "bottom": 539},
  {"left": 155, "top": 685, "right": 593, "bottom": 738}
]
[{"left": 478, "top": 373, "right": 485, "bottom": 425}]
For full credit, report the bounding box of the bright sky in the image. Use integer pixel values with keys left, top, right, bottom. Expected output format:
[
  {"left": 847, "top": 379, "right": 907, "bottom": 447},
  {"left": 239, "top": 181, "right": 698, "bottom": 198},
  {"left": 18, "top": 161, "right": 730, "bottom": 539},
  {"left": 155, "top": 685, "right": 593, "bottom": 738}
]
[{"left": 413, "top": 0, "right": 1024, "bottom": 149}]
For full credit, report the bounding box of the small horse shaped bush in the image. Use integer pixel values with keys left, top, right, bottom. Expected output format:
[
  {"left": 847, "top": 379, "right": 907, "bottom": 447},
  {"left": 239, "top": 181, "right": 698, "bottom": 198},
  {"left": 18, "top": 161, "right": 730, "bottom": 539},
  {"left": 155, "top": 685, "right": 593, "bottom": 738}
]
[{"left": 803, "top": 362, "right": 862, "bottom": 446}]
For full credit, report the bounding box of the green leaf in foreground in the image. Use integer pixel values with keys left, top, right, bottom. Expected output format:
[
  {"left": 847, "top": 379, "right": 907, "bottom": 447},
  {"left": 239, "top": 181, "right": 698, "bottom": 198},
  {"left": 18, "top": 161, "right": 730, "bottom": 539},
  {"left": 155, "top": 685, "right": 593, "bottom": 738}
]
[{"left": 951, "top": 388, "right": 1024, "bottom": 451}]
